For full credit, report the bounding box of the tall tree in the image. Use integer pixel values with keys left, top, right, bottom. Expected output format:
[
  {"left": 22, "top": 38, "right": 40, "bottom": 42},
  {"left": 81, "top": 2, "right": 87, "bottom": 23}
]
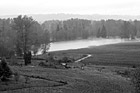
[
  {"left": 40, "top": 29, "right": 50, "bottom": 54},
  {"left": 12, "top": 15, "right": 36, "bottom": 65},
  {"left": 121, "top": 21, "right": 130, "bottom": 39},
  {"left": 13, "top": 15, "right": 35, "bottom": 56},
  {"left": 96, "top": 28, "right": 101, "bottom": 38},
  {"left": 0, "top": 19, "right": 15, "bottom": 57},
  {"left": 100, "top": 25, "right": 107, "bottom": 38}
]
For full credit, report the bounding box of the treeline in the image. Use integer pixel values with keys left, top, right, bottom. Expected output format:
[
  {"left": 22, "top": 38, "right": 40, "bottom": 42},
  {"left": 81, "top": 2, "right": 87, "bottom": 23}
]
[
  {"left": 1, "top": 16, "right": 140, "bottom": 57},
  {"left": 42, "top": 19, "right": 140, "bottom": 41},
  {"left": 0, "top": 15, "right": 50, "bottom": 57}
]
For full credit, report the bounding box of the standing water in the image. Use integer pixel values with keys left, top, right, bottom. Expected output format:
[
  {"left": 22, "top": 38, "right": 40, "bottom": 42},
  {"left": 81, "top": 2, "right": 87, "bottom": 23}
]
[
  {"left": 37, "top": 38, "right": 136, "bottom": 54},
  {"left": 48, "top": 38, "right": 124, "bottom": 52}
]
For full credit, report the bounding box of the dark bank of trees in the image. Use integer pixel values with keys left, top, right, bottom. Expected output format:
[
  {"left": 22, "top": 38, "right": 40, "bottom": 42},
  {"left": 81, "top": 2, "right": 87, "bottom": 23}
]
[
  {"left": 0, "top": 15, "right": 50, "bottom": 58},
  {"left": 42, "top": 19, "right": 140, "bottom": 41}
]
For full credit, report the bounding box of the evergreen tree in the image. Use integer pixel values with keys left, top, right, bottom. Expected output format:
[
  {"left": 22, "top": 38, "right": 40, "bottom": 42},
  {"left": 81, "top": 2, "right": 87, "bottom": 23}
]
[
  {"left": 0, "top": 57, "right": 12, "bottom": 81},
  {"left": 96, "top": 28, "right": 101, "bottom": 38},
  {"left": 121, "top": 21, "right": 130, "bottom": 39},
  {"left": 100, "top": 25, "right": 107, "bottom": 38}
]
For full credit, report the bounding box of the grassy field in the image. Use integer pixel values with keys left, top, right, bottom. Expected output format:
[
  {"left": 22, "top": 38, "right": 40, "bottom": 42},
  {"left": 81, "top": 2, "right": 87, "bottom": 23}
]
[
  {"left": 56, "top": 41, "right": 140, "bottom": 67},
  {"left": 0, "top": 65, "right": 133, "bottom": 93},
  {"left": 1, "top": 41, "right": 139, "bottom": 93}
]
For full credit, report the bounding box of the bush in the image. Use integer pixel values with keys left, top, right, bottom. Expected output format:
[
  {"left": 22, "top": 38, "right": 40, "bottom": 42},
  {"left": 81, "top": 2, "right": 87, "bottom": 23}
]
[
  {"left": 131, "top": 68, "right": 140, "bottom": 93},
  {"left": 9, "top": 56, "right": 18, "bottom": 66},
  {"left": 115, "top": 69, "right": 131, "bottom": 77},
  {"left": 59, "top": 57, "right": 73, "bottom": 63},
  {"left": 14, "top": 72, "right": 20, "bottom": 82},
  {"left": 38, "top": 62, "right": 48, "bottom": 67},
  {"left": 0, "top": 57, "right": 13, "bottom": 81}
]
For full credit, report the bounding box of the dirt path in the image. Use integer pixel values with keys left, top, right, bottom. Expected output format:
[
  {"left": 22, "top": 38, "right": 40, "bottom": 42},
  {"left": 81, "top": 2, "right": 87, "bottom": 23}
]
[
  {"left": 75, "top": 54, "right": 92, "bottom": 63},
  {"left": 22, "top": 74, "right": 68, "bottom": 85}
]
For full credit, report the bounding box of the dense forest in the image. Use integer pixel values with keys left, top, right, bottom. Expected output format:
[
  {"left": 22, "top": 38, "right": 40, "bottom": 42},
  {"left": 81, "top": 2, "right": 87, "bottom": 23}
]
[
  {"left": 0, "top": 15, "right": 140, "bottom": 57},
  {"left": 42, "top": 19, "right": 140, "bottom": 41}
]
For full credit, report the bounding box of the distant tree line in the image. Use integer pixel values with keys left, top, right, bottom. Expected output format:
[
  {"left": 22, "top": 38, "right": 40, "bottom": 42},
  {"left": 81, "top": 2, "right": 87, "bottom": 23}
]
[{"left": 42, "top": 19, "right": 140, "bottom": 41}]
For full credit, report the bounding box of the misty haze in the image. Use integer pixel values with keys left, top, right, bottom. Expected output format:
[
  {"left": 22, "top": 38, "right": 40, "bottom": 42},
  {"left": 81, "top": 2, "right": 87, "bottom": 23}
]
[{"left": 0, "top": 0, "right": 140, "bottom": 93}]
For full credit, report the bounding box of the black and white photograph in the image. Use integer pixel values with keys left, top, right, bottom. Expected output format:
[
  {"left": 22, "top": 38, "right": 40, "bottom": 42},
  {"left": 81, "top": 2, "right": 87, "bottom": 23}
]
[{"left": 0, "top": 0, "right": 140, "bottom": 93}]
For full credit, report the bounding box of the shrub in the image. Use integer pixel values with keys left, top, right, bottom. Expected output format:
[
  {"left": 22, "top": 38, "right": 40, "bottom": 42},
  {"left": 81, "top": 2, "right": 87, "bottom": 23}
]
[
  {"left": 38, "top": 62, "right": 47, "bottom": 67},
  {"left": 0, "top": 57, "right": 13, "bottom": 81},
  {"left": 14, "top": 72, "right": 20, "bottom": 82},
  {"left": 115, "top": 69, "right": 131, "bottom": 77},
  {"left": 9, "top": 56, "right": 18, "bottom": 65},
  {"left": 59, "top": 57, "right": 73, "bottom": 63},
  {"left": 131, "top": 68, "right": 140, "bottom": 93},
  {"left": 132, "top": 65, "right": 136, "bottom": 68},
  {"left": 25, "top": 76, "right": 30, "bottom": 83}
]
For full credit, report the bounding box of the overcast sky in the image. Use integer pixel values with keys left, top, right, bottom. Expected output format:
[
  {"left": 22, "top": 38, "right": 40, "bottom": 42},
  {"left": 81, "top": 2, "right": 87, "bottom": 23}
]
[{"left": 0, "top": 0, "right": 140, "bottom": 15}]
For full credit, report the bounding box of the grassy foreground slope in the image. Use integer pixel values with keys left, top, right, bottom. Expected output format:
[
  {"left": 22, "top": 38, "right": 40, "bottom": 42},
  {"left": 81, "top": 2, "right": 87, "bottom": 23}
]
[{"left": 1, "top": 65, "right": 133, "bottom": 93}]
